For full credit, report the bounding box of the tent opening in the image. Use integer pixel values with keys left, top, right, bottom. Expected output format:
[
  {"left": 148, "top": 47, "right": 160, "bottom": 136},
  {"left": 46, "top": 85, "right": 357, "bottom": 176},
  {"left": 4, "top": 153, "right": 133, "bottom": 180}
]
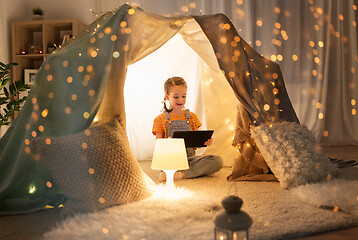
[
  {"left": 124, "top": 34, "right": 206, "bottom": 161},
  {"left": 124, "top": 22, "right": 239, "bottom": 166}
]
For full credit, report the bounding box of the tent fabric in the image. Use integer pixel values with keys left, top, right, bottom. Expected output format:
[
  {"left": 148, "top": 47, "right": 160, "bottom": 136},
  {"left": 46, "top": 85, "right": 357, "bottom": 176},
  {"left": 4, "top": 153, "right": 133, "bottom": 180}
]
[
  {"left": 194, "top": 13, "right": 299, "bottom": 178},
  {"left": 0, "top": 4, "right": 298, "bottom": 215}
]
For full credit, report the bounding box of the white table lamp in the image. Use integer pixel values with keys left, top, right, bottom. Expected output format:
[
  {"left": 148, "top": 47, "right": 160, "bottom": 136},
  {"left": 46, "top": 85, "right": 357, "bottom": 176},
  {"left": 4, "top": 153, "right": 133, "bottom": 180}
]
[{"left": 151, "top": 138, "right": 189, "bottom": 189}]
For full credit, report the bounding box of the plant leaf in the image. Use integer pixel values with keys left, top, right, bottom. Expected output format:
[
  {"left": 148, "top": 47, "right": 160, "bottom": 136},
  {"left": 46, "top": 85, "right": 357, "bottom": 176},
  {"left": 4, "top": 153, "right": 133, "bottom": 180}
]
[{"left": 3, "top": 87, "right": 9, "bottom": 98}]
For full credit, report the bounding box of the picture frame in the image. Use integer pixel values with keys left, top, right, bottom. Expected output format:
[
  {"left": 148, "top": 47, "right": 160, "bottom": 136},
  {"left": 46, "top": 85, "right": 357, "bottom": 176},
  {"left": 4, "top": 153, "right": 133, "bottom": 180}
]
[{"left": 24, "top": 69, "right": 38, "bottom": 85}]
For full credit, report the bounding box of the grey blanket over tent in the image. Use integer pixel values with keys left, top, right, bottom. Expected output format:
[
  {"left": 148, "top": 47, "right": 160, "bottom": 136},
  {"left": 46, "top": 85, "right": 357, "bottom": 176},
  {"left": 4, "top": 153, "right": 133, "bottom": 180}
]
[{"left": 0, "top": 4, "right": 298, "bottom": 215}]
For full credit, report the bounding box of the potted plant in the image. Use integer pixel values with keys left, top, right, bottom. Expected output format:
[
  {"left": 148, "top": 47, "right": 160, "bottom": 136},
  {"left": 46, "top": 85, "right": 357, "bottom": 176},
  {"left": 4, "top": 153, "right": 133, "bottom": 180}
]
[
  {"left": 0, "top": 62, "right": 29, "bottom": 128},
  {"left": 32, "top": 7, "right": 44, "bottom": 20}
]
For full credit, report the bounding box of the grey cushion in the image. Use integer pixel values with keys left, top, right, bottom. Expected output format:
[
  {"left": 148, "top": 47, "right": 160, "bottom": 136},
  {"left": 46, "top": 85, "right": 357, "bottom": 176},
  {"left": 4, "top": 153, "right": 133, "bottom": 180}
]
[{"left": 31, "top": 115, "right": 154, "bottom": 214}]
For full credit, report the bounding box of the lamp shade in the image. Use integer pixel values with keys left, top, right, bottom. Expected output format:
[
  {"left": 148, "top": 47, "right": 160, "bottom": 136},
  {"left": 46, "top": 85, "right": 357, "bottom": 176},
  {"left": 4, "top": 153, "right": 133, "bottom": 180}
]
[{"left": 151, "top": 138, "right": 189, "bottom": 170}]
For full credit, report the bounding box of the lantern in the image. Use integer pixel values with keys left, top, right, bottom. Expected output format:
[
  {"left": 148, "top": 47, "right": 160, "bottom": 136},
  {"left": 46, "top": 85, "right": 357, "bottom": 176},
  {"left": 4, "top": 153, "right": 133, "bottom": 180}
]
[{"left": 214, "top": 195, "right": 252, "bottom": 240}]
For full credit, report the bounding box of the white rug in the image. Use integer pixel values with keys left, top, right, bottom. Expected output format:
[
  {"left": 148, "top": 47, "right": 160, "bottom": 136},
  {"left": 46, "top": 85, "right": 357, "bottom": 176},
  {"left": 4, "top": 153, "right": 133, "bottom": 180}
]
[
  {"left": 290, "top": 178, "right": 358, "bottom": 215},
  {"left": 44, "top": 168, "right": 358, "bottom": 240}
]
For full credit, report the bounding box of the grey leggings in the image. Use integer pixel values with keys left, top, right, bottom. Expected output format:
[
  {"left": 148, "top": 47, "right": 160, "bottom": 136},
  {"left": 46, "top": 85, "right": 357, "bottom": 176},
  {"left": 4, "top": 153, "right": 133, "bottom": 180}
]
[{"left": 183, "top": 155, "right": 223, "bottom": 179}]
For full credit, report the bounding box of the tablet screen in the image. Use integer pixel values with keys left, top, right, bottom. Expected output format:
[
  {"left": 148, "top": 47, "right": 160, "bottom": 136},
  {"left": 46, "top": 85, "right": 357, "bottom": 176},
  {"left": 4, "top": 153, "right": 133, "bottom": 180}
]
[{"left": 172, "top": 130, "right": 214, "bottom": 148}]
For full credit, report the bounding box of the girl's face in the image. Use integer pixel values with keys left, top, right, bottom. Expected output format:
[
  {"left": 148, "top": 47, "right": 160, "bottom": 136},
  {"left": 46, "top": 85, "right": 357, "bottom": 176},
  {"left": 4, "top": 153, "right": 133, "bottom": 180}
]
[{"left": 166, "top": 85, "right": 187, "bottom": 112}]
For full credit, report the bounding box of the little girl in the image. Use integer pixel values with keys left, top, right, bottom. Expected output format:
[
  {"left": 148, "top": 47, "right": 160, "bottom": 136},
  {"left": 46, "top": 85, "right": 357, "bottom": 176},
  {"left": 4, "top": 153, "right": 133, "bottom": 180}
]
[{"left": 152, "top": 76, "right": 223, "bottom": 181}]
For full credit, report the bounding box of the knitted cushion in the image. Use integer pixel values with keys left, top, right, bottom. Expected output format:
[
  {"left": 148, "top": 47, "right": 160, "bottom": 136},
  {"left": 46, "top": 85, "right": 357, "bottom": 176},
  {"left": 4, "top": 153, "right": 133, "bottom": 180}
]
[
  {"left": 250, "top": 121, "right": 337, "bottom": 189},
  {"left": 31, "top": 115, "right": 154, "bottom": 214}
]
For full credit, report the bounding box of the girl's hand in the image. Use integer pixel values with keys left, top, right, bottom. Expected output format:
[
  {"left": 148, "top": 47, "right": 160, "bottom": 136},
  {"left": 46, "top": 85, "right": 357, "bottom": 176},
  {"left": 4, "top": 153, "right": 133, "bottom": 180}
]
[{"left": 204, "top": 138, "right": 213, "bottom": 146}]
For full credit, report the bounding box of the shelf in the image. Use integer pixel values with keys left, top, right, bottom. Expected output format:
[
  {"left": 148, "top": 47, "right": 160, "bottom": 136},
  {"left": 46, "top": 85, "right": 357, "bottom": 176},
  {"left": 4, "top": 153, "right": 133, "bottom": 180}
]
[
  {"left": 16, "top": 54, "right": 44, "bottom": 58},
  {"left": 11, "top": 18, "right": 87, "bottom": 83}
]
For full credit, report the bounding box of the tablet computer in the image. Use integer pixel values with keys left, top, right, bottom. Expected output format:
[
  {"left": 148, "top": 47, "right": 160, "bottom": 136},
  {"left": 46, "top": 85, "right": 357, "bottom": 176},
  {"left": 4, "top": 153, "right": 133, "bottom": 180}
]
[{"left": 172, "top": 130, "right": 214, "bottom": 148}]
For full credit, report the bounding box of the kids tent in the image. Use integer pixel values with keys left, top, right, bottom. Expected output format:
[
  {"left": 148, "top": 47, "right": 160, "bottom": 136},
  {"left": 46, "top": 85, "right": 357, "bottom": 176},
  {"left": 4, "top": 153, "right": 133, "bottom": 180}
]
[{"left": 0, "top": 4, "right": 299, "bottom": 215}]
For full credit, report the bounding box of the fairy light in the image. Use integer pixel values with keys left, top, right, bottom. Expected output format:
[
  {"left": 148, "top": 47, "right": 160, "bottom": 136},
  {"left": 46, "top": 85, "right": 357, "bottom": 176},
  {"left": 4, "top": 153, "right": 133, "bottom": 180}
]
[
  {"left": 113, "top": 51, "right": 120, "bottom": 58},
  {"left": 104, "top": 27, "right": 112, "bottom": 34},
  {"left": 314, "top": 57, "right": 320, "bottom": 64},
  {"left": 264, "top": 104, "right": 270, "bottom": 111},
  {"left": 90, "top": 9, "right": 100, "bottom": 30},
  {"left": 128, "top": 8, "right": 135, "bottom": 15},
  {"left": 292, "top": 54, "right": 298, "bottom": 62},
  {"left": 38, "top": 125, "right": 44, "bottom": 132},
  {"left": 24, "top": 147, "right": 31, "bottom": 154},
  {"left": 31, "top": 112, "right": 38, "bottom": 121},
  {"left": 46, "top": 181, "right": 53, "bottom": 188},
  {"left": 41, "top": 109, "right": 49, "bottom": 118},
  {"left": 98, "top": 33, "right": 105, "bottom": 39},
  {"left": 224, "top": 23, "right": 231, "bottom": 30},
  {"left": 220, "top": 37, "right": 228, "bottom": 44},
  {"left": 29, "top": 184, "right": 37, "bottom": 194},
  {"left": 91, "top": 50, "right": 98, "bottom": 58},
  {"left": 89, "top": 90, "right": 96, "bottom": 96},
  {"left": 189, "top": 2, "right": 196, "bottom": 9},
  {"left": 65, "top": 107, "right": 71, "bottom": 114}
]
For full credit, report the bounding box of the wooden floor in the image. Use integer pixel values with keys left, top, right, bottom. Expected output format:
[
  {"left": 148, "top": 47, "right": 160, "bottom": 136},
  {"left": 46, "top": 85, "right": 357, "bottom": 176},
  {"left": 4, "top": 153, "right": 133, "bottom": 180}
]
[
  {"left": 296, "top": 145, "right": 358, "bottom": 240},
  {"left": 0, "top": 145, "right": 357, "bottom": 240},
  {"left": 296, "top": 226, "right": 358, "bottom": 240}
]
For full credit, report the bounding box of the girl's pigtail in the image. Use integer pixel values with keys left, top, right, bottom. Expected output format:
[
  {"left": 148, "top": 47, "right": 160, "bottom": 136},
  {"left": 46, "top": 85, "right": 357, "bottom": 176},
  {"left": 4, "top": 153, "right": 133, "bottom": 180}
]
[{"left": 163, "top": 97, "right": 172, "bottom": 112}]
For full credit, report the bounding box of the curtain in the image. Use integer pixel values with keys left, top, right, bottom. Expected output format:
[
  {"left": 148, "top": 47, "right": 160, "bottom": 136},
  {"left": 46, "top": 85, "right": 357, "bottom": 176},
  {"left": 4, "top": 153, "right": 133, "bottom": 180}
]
[
  {"left": 96, "top": 0, "right": 358, "bottom": 146},
  {"left": 235, "top": 0, "right": 358, "bottom": 146}
]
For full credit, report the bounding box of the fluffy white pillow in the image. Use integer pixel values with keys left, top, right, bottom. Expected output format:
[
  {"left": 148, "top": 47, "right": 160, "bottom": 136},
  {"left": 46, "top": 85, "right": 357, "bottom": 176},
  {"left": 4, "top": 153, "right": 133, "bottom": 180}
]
[
  {"left": 31, "top": 115, "right": 154, "bottom": 214},
  {"left": 251, "top": 121, "right": 337, "bottom": 189}
]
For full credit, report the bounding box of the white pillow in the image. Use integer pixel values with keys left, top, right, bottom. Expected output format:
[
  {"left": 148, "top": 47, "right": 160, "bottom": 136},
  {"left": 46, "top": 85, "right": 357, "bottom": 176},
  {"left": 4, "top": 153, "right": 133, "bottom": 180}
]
[{"left": 251, "top": 121, "right": 337, "bottom": 189}]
